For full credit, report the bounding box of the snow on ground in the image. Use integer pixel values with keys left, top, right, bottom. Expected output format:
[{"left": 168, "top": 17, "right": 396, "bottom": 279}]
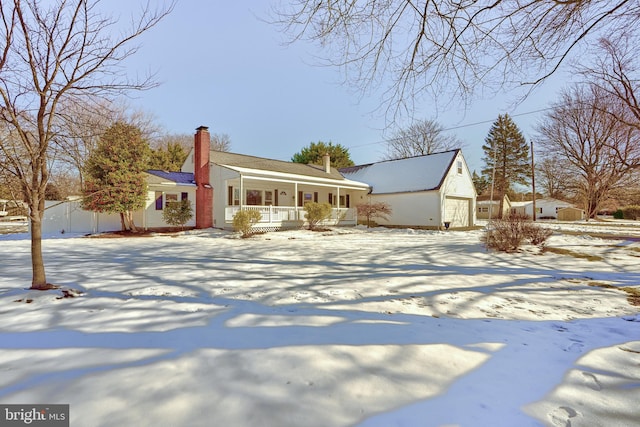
[{"left": 0, "top": 222, "right": 639, "bottom": 427}]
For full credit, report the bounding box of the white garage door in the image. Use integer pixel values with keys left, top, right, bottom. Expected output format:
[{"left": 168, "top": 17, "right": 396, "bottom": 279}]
[{"left": 444, "top": 197, "right": 470, "bottom": 228}]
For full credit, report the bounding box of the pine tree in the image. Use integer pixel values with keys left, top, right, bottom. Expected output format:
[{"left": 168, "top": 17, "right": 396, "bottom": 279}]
[
  {"left": 481, "top": 114, "right": 530, "bottom": 218},
  {"left": 472, "top": 170, "right": 489, "bottom": 195},
  {"left": 149, "top": 142, "right": 188, "bottom": 171},
  {"left": 82, "top": 122, "right": 151, "bottom": 231},
  {"left": 291, "top": 141, "right": 355, "bottom": 168}
]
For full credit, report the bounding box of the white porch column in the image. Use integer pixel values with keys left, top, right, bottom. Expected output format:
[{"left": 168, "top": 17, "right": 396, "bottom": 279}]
[{"left": 239, "top": 174, "right": 244, "bottom": 209}]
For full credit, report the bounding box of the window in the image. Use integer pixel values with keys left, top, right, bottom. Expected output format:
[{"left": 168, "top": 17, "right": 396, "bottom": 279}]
[
  {"left": 181, "top": 192, "right": 188, "bottom": 201},
  {"left": 536, "top": 207, "right": 542, "bottom": 214},
  {"left": 339, "top": 195, "right": 345, "bottom": 207},
  {"left": 155, "top": 192, "right": 163, "bottom": 210},
  {"left": 478, "top": 207, "right": 489, "bottom": 213},
  {"left": 304, "top": 192, "right": 313, "bottom": 204},
  {"left": 233, "top": 188, "right": 240, "bottom": 206},
  {"left": 265, "top": 191, "right": 273, "bottom": 206},
  {"left": 346, "top": 194, "right": 350, "bottom": 208},
  {"left": 313, "top": 192, "right": 318, "bottom": 203},
  {"left": 246, "top": 189, "right": 262, "bottom": 205},
  {"left": 165, "top": 193, "right": 178, "bottom": 206},
  {"left": 228, "top": 186, "right": 233, "bottom": 206},
  {"left": 457, "top": 160, "right": 463, "bottom": 175}
]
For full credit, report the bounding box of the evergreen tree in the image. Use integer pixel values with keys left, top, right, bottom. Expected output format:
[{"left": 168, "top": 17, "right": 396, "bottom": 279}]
[
  {"left": 481, "top": 114, "right": 530, "bottom": 218},
  {"left": 472, "top": 171, "right": 489, "bottom": 195},
  {"left": 292, "top": 141, "right": 355, "bottom": 168},
  {"left": 149, "top": 142, "right": 188, "bottom": 171},
  {"left": 82, "top": 122, "right": 150, "bottom": 231}
]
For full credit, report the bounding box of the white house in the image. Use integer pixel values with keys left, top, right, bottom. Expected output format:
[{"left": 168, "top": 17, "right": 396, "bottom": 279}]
[
  {"left": 181, "top": 126, "right": 371, "bottom": 231},
  {"left": 340, "top": 150, "right": 477, "bottom": 229},
  {"left": 511, "top": 198, "right": 577, "bottom": 219}
]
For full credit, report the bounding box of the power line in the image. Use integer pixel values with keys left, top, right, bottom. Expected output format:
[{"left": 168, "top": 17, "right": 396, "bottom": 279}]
[{"left": 346, "top": 107, "right": 554, "bottom": 149}]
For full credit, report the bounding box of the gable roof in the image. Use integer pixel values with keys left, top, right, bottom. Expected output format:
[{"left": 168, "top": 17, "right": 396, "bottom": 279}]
[
  {"left": 339, "top": 150, "right": 460, "bottom": 194},
  {"left": 146, "top": 170, "right": 196, "bottom": 185},
  {"left": 211, "top": 151, "right": 349, "bottom": 181}
]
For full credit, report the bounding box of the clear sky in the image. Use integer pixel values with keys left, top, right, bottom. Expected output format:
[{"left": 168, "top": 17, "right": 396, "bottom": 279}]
[{"left": 120, "top": 1, "right": 574, "bottom": 174}]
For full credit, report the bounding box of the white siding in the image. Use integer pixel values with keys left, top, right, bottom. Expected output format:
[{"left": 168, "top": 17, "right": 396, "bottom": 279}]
[{"left": 368, "top": 192, "right": 441, "bottom": 228}]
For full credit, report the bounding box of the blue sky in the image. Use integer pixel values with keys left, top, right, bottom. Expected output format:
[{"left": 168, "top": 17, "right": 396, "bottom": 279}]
[{"left": 121, "top": 1, "right": 573, "bottom": 174}]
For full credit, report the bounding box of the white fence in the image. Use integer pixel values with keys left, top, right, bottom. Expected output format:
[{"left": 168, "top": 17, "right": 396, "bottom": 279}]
[{"left": 42, "top": 200, "right": 122, "bottom": 235}]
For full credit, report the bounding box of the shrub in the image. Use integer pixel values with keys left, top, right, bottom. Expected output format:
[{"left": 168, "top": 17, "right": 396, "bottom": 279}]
[
  {"left": 356, "top": 202, "right": 392, "bottom": 228},
  {"left": 482, "top": 213, "right": 552, "bottom": 252},
  {"left": 303, "top": 202, "right": 333, "bottom": 230},
  {"left": 613, "top": 209, "right": 624, "bottom": 219},
  {"left": 621, "top": 205, "right": 640, "bottom": 220},
  {"left": 162, "top": 199, "right": 193, "bottom": 230},
  {"left": 525, "top": 224, "right": 553, "bottom": 247},
  {"left": 232, "top": 209, "right": 262, "bottom": 237}
]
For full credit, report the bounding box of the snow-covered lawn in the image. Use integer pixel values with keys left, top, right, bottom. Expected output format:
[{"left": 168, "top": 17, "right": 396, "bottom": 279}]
[{"left": 1, "top": 223, "right": 639, "bottom": 426}]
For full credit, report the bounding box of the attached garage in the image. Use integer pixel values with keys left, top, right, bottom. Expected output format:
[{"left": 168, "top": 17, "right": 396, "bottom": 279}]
[
  {"left": 444, "top": 197, "right": 472, "bottom": 228},
  {"left": 340, "top": 150, "right": 477, "bottom": 229}
]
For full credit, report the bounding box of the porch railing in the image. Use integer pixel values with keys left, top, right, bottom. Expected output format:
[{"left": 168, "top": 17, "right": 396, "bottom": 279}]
[{"left": 224, "top": 205, "right": 356, "bottom": 227}]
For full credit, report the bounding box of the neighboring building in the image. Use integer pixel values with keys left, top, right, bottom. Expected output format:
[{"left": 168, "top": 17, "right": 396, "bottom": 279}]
[
  {"left": 181, "top": 126, "right": 371, "bottom": 231},
  {"left": 340, "top": 150, "right": 476, "bottom": 229},
  {"left": 476, "top": 194, "right": 512, "bottom": 220},
  {"left": 557, "top": 207, "right": 586, "bottom": 221},
  {"left": 512, "top": 198, "right": 576, "bottom": 219}
]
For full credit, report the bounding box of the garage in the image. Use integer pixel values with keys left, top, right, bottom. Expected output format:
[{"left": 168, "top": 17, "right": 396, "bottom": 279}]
[{"left": 444, "top": 197, "right": 471, "bottom": 228}]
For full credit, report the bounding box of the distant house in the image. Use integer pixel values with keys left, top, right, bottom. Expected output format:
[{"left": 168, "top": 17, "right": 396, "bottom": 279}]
[
  {"left": 511, "top": 198, "right": 577, "bottom": 219},
  {"left": 476, "top": 194, "right": 511, "bottom": 220},
  {"left": 339, "top": 150, "right": 476, "bottom": 229},
  {"left": 181, "top": 126, "right": 371, "bottom": 231}
]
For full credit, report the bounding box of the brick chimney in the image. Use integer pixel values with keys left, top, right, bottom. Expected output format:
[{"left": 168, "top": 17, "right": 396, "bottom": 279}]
[
  {"left": 194, "top": 126, "right": 213, "bottom": 229},
  {"left": 322, "top": 153, "right": 331, "bottom": 173}
]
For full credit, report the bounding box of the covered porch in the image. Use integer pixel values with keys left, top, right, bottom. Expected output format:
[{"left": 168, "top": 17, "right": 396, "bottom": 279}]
[{"left": 218, "top": 170, "right": 370, "bottom": 230}]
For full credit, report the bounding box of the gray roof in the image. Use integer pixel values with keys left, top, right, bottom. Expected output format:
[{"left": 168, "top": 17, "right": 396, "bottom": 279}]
[
  {"left": 340, "top": 150, "right": 460, "bottom": 194},
  {"left": 211, "top": 151, "right": 348, "bottom": 181}
]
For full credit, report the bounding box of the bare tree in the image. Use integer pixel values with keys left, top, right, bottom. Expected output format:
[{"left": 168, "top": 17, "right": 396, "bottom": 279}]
[
  {"left": 274, "top": 1, "right": 638, "bottom": 119},
  {"left": 535, "top": 157, "right": 573, "bottom": 200},
  {"left": 383, "top": 119, "right": 463, "bottom": 160},
  {"left": 153, "top": 132, "right": 232, "bottom": 154},
  {"left": 211, "top": 133, "right": 232, "bottom": 152},
  {"left": 0, "top": 0, "right": 174, "bottom": 290},
  {"left": 581, "top": 36, "right": 640, "bottom": 130},
  {"left": 537, "top": 84, "right": 640, "bottom": 219},
  {"left": 55, "top": 99, "right": 160, "bottom": 189}
]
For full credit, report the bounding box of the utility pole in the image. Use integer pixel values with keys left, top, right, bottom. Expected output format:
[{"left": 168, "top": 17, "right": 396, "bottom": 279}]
[{"left": 531, "top": 140, "right": 536, "bottom": 221}]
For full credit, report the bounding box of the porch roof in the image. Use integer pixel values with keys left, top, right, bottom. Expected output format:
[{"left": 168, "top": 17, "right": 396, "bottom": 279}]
[
  {"left": 212, "top": 151, "right": 346, "bottom": 179},
  {"left": 214, "top": 152, "right": 370, "bottom": 190}
]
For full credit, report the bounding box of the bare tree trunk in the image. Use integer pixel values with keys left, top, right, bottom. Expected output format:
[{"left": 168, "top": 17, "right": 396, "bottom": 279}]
[{"left": 29, "top": 199, "right": 50, "bottom": 289}]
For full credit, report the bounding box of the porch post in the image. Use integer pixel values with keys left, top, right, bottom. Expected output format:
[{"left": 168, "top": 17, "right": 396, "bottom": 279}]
[
  {"left": 239, "top": 174, "right": 244, "bottom": 210},
  {"left": 294, "top": 182, "right": 298, "bottom": 219}
]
